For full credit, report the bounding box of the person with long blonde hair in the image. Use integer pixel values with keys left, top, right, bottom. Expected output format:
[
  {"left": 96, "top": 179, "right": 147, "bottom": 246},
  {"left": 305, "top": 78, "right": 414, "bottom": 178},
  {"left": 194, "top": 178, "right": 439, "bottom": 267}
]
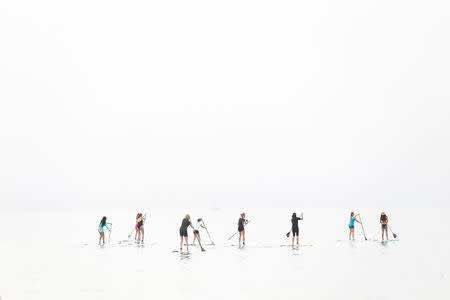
[{"left": 179, "top": 214, "right": 194, "bottom": 252}]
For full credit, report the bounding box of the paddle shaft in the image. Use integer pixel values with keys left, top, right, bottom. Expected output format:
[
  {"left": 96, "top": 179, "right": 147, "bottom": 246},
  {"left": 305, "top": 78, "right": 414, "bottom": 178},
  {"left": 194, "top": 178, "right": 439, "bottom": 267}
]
[
  {"left": 227, "top": 220, "right": 250, "bottom": 240},
  {"left": 202, "top": 220, "right": 214, "bottom": 244},
  {"left": 388, "top": 225, "right": 397, "bottom": 238},
  {"left": 108, "top": 224, "right": 113, "bottom": 243},
  {"left": 359, "top": 216, "right": 368, "bottom": 240}
]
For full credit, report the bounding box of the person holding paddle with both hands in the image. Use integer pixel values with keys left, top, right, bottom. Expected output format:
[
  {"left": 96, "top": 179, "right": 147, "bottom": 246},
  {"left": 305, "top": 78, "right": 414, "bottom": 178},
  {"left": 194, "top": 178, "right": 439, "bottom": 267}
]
[
  {"left": 238, "top": 213, "right": 249, "bottom": 247},
  {"left": 192, "top": 218, "right": 206, "bottom": 251},
  {"left": 98, "top": 216, "right": 112, "bottom": 246},
  {"left": 289, "top": 212, "right": 303, "bottom": 245},
  {"left": 348, "top": 212, "right": 361, "bottom": 240}
]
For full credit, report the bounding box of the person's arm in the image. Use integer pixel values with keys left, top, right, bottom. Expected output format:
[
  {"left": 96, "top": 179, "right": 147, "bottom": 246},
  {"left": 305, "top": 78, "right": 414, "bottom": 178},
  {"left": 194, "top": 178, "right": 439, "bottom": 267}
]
[
  {"left": 105, "top": 222, "right": 111, "bottom": 231},
  {"left": 245, "top": 219, "right": 249, "bottom": 225},
  {"left": 189, "top": 222, "right": 194, "bottom": 229},
  {"left": 201, "top": 224, "right": 206, "bottom": 229}
]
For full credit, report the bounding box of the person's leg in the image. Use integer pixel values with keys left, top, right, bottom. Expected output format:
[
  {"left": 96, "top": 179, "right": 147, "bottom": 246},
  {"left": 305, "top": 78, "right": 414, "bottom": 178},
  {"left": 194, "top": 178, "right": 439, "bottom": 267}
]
[
  {"left": 381, "top": 226, "right": 385, "bottom": 240},
  {"left": 239, "top": 231, "right": 242, "bottom": 246},
  {"left": 296, "top": 234, "right": 299, "bottom": 244},
  {"left": 135, "top": 228, "right": 138, "bottom": 241},
  {"left": 198, "top": 234, "right": 204, "bottom": 250},
  {"left": 185, "top": 236, "right": 189, "bottom": 252},
  {"left": 292, "top": 234, "right": 295, "bottom": 245},
  {"left": 242, "top": 230, "right": 246, "bottom": 245},
  {"left": 180, "top": 236, "right": 183, "bottom": 250},
  {"left": 141, "top": 226, "right": 144, "bottom": 242},
  {"left": 193, "top": 234, "right": 197, "bottom": 245},
  {"left": 99, "top": 232, "right": 102, "bottom": 245}
]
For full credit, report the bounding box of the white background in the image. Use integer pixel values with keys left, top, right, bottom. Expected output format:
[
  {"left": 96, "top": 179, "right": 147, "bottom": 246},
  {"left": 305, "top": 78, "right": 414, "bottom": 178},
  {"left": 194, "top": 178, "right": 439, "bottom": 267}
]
[{"left": 1, "top": 0, "right": 449, "bottom": 209}]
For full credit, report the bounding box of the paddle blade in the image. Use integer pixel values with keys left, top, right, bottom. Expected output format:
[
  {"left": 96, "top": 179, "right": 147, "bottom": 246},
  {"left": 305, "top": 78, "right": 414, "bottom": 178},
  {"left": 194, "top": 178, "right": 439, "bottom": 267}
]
[
  {"left": 393, "top": 233, "right": 398, "bottom": 239},
  {"left": 286, "top": 232, "right": 290, "bottom": 238}
]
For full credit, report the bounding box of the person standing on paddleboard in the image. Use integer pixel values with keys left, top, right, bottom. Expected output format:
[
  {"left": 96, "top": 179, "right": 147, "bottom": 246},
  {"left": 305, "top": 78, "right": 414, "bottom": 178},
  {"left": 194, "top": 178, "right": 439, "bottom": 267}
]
[
  {"left": 238, "top": 213, "right": 249, "bottom": 247},
  {"left": 380, "top": 212, "right": 389, "bottom": 241},
  {"left": 179, "top": 215, "right": 194, "bottom": 252},
  {"left": 348, "top": 212, "right": 361, "bottom": 240},
  {"left": 136, "top": 213, "right": 146, "bottom": 244},
  {"left": 98, "top": 216, "right": 111, "bottom": 245},
  {"left": 291, "top": 212, "right": 303, "bottom": 245},
  {"left": 192, "top": 218, "right": 206, "bottom": 251}
]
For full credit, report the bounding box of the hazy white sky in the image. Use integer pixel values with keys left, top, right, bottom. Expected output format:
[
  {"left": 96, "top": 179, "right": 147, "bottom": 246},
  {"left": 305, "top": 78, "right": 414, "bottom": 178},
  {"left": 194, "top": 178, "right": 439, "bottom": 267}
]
[{"left": 0, "top": 0, "right": 449, "bottom": 209}]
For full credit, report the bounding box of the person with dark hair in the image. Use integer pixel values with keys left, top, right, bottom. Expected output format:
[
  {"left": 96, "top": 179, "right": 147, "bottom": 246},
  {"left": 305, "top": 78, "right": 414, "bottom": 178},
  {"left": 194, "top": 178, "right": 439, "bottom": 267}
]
[
  {"left": 192, "top": 218, "right": 206, "bottom": 251},
  {"left": 291, "top": 212, "right": 304, "bottom": 245},
  {"left": 238, "top": 213, "right": 248, "bottom": 247},
  {"left": 348, "top": 212, "right": 360, "bottom": 240},
  {"left": 380, "top": 212, "right": 389, "bottom": 241},
  {"left": 136, "top": 213, "right": 146, "bottom": 244},
  {"left": 179, "top": 215, "right": 194, "bottom": 252},
  {"left": 98, "top": 216, "right": 111, "bottom": 245}
]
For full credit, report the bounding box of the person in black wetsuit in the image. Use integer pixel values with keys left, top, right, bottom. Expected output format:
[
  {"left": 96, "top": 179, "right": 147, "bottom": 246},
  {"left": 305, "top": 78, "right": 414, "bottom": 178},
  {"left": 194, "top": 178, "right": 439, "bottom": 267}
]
[
  {"left": 380, "top": 212, "right": 389, "bottom": 241},
  {"left": 291, "top": 212, "right": 303, "bottom": 245},
  {"left": 179, "top": 214, "right": 194, "bottom": 252},
  {"left": 238, "top": 213, "right": 248, "bottom": 247}
]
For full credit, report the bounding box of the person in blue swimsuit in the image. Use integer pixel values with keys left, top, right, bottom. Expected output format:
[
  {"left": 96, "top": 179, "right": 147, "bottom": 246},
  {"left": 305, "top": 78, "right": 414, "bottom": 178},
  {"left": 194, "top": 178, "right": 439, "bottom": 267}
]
[
  {"left": 98, "top": 216, "right": 112, "bottom": 245},
  {"left": 348, "top": 212, "right": 360, "bottom": 240}
]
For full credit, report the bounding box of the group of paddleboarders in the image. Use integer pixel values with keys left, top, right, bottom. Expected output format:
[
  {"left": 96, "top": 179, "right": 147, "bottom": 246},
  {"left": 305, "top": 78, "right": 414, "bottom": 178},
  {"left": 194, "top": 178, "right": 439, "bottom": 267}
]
[
  {"left": 97, "top": 211, "right": 396, "bottom": 247},
  {"left": 348, "top": 211, "right": 392, "bottom": 241}
]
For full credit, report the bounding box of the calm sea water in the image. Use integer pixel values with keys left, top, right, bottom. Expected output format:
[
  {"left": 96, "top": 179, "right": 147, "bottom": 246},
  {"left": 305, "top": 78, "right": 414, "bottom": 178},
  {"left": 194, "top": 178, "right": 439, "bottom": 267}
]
[{"left": 1, "top": 208, "right": 449, "bottom": 299}]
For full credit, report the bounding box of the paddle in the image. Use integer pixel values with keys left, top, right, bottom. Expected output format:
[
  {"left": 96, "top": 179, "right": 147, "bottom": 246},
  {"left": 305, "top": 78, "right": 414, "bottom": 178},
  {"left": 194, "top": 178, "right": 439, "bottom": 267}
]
[
  {"left": 127, "top": 227, "right": 135, "bottom": 239},
  {"left": 227, "top": 220, "right": 251, "bottom": 241},
  {"left": 388, "top": 225, "right": 398, "bottom": 239},
  {"left": 359, "top": 215, "right": 368, "bottom": 241},
  {"left": 108, "top": 224, "right": 113, "bottom": 244},
  {"left": 286, "top": 231, "right": 291, "bottom": 238},
  {"left": 202, "top": 219, "right": 215, "bottom": 245}
]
